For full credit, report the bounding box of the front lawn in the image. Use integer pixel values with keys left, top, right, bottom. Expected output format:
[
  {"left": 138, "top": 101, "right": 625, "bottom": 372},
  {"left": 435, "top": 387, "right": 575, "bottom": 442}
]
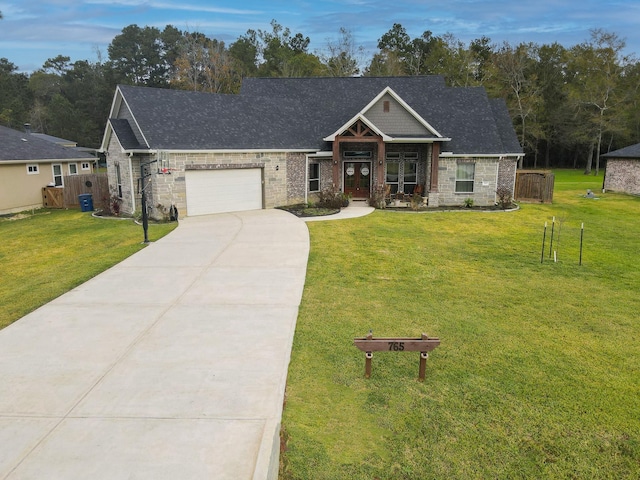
[
  {"left": 0, "top": 209, "right": 177, "bottom": 329},
  {"left": 280, "top": 170, "right": 640, "bottom": 479}
]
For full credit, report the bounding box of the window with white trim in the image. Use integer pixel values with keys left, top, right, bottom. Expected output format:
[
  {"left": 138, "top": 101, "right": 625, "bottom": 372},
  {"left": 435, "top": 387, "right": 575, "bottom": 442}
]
[
  {"left": 52, "top": 164, "right": 63, "bottom": 187},
  {"left": 456, "top": 161, "right": 475, "bottom": 193},
  {"left": 81, "top": 162, "right": 90, "bottom": 171},
  {"left": 309, "top": 163, "right": 320, "bottom": 192},
  {"left": 404, "top": 161, "right": 418, "bottom": 194},
  {"left": 115, "top": 164, "right": 123, "bottom": 198},
  {"left": 385, "top": 160, "right": 399, "bottom": 194},
  {"left": 27, "top": 164, "right": 39, "bottom": 175},
  {"left": 69, "top": 163, "right": 78, "bottom": 175}
]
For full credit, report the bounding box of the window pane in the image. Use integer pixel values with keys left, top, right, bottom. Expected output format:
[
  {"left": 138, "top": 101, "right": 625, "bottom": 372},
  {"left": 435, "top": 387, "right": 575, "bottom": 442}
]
[
  {"left": 457, "top": 163, "right": 474, "bottom": 180},
  {"left": 385, "top": 162, "right": 399, "bottom": 182},
  {"left": 456, "top": 181, "right": 474, "bottom": 193},
  {"left": 404, "top": 162, "right": 417, "bottom": 183},
  {"left": 309, "top": 163, "right": 320, "bottom": 192}
]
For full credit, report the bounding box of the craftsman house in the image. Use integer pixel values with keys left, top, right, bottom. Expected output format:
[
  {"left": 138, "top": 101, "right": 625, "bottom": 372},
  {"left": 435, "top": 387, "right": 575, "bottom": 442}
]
[
  {"left": 602, "top": 142, "right": 640, "bottom": 196},
  {"left": 0, "top": 125, "right": 95, "bottom": 215},
  {"left": 99, "top": 76, "right": 523, "bottom": 218}
]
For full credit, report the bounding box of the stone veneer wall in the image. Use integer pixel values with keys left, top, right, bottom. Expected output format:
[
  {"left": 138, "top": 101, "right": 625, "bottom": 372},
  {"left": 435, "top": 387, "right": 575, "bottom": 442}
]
[
  {"left": 286, "top": 152, "right": 306, "bottom": 203},
  {"left": 437, "top": 157, "right": 500, "bottom": 206},
  {"left": 145, "top": 151, "right": 298, "bottom": 219},
  {"left": 308, "top": 158, "right": 334, "bottom": 202},
  {"left": 604, "top": 159, "right": 640, "bottom": 195},
  {"left": 497, "top": 157, "right": 518, "bottom": 197},
  {"left": 105, "top": 135, "right": 136, "bottom": 215}
]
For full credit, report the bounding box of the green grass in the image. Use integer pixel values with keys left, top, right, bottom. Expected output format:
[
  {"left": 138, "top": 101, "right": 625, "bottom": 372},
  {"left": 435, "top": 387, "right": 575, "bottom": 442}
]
[
  {"left": 0, "top": 209, "right": 177, "bottom": 329},
  {"left": 280, "top": 170, "right": 640, "bottom": 479}
]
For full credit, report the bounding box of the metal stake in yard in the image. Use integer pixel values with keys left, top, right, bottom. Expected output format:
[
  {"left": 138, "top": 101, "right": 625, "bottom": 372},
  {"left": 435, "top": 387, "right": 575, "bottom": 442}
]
[
  {"left": 579, "top": 222, "right": 584, "bottom": 266},
  {"left": 548, "top": 216, "right": 555, "bottom": 258},
  {"left": 541, "top": 221, "right": 547, "bottom": 264}
]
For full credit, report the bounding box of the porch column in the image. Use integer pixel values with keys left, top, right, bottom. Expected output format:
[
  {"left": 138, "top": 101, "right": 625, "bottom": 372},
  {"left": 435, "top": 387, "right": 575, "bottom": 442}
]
[
  {"left": 332, "top": 138, "right": 341, "bottom": 187},
  {"left": 430, "top": 142, "right": 440, "bottom": 192},
  {"left": 377, "top": 139, "right": 385, "bottom": 187},
  {"left": 428, "top": 142, "right": 440, "bottom": 207}
]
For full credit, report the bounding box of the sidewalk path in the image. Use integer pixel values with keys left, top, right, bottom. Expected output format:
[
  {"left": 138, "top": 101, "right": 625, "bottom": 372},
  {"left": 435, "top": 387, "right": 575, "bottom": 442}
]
[{"left": 0, "top": 209, "right": 309, "bottom": 480}]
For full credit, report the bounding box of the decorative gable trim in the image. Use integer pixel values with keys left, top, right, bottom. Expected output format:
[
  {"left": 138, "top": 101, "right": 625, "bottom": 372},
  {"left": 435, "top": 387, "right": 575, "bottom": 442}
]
[
  {"left": 324, "top": 86, "right": 444, "bottom": 142},
  {"left": 324, "top": 114, "right": 391, "bottom": 142}
]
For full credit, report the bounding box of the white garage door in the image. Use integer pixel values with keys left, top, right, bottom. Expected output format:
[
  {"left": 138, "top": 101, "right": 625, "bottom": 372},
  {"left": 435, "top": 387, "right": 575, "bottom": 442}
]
[{"left": 185, "top": 168, "right": 263, "bottom": 216}]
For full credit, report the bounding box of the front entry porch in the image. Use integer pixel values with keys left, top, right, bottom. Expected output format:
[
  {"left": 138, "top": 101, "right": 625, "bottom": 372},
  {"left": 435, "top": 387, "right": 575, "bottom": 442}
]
[{"left": 343, "top": 161, "right": 371, "bottom": 199}]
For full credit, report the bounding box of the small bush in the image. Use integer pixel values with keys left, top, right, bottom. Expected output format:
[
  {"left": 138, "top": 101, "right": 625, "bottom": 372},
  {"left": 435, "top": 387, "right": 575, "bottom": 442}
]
[
  {"left": 463, "top": 197, "right": 474, "bottom": 208},
  {"left": 318, "top": 185, "right": 350, "bottom": 209},
  {"left": 410, "top": 192, "right": 423, "bottom": 211}
]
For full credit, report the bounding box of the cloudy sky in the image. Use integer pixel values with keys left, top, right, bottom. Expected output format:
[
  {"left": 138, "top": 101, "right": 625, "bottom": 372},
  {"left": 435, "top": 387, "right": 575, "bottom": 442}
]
[{"left": 1, "top": 0, "right": 639, "bottom": 72}]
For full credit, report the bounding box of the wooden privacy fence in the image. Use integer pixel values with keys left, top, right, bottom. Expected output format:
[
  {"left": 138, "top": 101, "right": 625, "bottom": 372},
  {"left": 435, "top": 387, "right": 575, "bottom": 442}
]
[
  {"left": 514, "top": 170, "right": 555, "bottom": 204},
  {"left": 42, "top": 173, "right": 109, "bottom": 209}
]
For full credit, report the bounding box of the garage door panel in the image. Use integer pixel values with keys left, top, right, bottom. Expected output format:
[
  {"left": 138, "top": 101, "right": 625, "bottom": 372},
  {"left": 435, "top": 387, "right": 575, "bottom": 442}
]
[{"left": 186, "top": 169, "right": 262, "bottom": 216}]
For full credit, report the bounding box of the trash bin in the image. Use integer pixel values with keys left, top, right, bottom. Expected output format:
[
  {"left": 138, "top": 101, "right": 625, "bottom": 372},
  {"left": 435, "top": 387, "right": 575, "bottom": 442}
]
[{"left": 79, "top": 193, "right": 94, "bottom": 212}]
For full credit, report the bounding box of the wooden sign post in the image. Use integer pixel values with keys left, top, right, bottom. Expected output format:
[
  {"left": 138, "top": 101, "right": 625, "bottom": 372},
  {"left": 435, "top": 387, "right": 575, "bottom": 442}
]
[{"left": 354, "top": 333, "right": 440, "bottom": 381}]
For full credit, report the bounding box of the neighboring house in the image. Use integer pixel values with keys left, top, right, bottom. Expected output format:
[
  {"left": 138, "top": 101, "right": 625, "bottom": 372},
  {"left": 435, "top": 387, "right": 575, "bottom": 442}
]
[
  {"left": 602, "top": 142, "right": 640, "bottom": 196},
  {"left": 0, "top": 125, "right": 96, "bottom": 215},
  {"left": 99, "top": 76, "right": 523, "bottom": 218}
]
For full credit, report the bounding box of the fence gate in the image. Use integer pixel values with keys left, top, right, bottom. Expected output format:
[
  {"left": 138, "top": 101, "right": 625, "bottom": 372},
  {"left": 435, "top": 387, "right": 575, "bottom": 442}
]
[
  {"left": 515, "top": 170, "right": 554, "bottom": 204},
  {"left": 42, "top": 187, "right": 64, "bottom": 208}
]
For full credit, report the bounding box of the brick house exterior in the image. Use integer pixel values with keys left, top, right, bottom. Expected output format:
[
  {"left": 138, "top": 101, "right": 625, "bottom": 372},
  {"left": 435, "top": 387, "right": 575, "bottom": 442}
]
[
  {"left": 100, "top": 77, "right": 523, "bottom": 219},
  {"left": 602, "top": 143, "right": 640, "bottom": 196}
]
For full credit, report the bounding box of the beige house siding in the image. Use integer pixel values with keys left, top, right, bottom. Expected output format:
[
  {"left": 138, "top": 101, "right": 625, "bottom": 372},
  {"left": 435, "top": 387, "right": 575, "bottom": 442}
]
[
  {"left": 604, "top": 159, "right": 640, "bottom": 195},
  {"left": 0, "top": 161, "right": 92, "bottom": 215},
  {"left": 365, "top": 94, "right": 430, "bottom": 136}
]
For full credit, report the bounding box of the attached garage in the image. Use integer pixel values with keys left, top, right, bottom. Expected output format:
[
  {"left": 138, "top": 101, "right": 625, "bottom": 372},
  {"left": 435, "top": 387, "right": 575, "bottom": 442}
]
[{"left": 185, "top": 168, "right": 263, "bottom": 216}]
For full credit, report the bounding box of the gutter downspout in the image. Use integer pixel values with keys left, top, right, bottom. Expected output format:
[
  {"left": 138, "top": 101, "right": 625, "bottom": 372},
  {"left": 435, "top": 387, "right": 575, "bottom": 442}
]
[
  {"left": 304, "top": 155, "right": 309, "bottom": 204},
  {"left": 128, "top": 153, "right": 136, "bottom": 215}
]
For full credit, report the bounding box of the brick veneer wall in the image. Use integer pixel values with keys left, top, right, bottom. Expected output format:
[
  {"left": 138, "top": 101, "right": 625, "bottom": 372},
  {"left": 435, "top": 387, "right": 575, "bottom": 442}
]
[
  {"left": 145, "top": 151, "right": 299, "bottom": 219},
  {"left": 497, "top": 157, "right": 518, "bottom": 197},
  {"left": 604, "top": 159, "right": 640, "bottom": 195}
]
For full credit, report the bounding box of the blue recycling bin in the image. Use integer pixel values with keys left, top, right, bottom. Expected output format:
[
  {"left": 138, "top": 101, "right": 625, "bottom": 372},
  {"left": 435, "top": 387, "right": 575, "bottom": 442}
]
[{"left": 79, "top": 193, "right": 94, "bottom": 212}]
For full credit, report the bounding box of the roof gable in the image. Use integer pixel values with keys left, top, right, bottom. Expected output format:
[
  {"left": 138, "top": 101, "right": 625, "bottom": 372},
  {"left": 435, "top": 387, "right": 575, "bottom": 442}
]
[{"left": 324, "top": 87, "right": 442, "bottom": 142}]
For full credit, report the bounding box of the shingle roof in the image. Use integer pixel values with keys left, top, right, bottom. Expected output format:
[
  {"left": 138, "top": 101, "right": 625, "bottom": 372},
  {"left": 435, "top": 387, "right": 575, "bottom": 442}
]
[
  {"left": 601, "top": 142, "right": 640, "bottom": 159},
  {"left": 109, "top": 118, "right": 147, "bottom": 150},
  {"left": 112, "top": 77, "right": 523, "bottom": 155},
  {"left": 0, "top": 125, "right": 95, "bottom": 162}
]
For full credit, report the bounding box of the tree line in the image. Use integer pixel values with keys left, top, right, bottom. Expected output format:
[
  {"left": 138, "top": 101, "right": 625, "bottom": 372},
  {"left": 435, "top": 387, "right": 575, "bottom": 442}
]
[{"left": 1, "top": 20, "right": 639, "bottom": 173}]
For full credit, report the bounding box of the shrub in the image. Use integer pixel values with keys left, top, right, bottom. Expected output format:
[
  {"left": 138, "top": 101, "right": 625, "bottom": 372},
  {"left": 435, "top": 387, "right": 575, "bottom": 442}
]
[
  {"left": 318, "top": 185, "right": 350, "bottom": 209},
  {"left": 463, "top": 197, "right": 474, "bottom": 208},
  {"left": 410, "top": 192, "right": 423, "bottom": 211}
]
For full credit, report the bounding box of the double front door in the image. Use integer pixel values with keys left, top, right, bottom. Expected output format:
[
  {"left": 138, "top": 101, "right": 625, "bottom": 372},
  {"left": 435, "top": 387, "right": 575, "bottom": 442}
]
[{"left": 343, "top": 162, "right": 371, "bottom": 198}]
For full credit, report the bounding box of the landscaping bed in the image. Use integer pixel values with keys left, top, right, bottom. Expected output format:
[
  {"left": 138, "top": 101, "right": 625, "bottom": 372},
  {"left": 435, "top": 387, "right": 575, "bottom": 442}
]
[{"left": 277, "top": 204, "right": 340, "bottom": 217}]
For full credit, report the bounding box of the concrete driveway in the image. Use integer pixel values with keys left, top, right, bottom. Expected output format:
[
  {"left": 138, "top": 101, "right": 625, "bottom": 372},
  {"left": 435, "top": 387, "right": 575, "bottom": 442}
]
[{"left": 0, "top": 209, "right": 309, "bottom": 480}]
